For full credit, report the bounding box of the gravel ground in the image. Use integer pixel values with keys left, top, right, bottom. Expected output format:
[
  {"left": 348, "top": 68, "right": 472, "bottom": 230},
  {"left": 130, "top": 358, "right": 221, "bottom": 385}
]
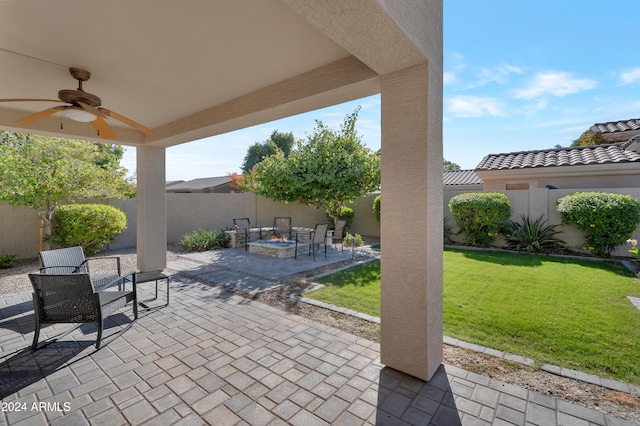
[{"left": 1, "top": 245, "right": 639, "bottom": 423}]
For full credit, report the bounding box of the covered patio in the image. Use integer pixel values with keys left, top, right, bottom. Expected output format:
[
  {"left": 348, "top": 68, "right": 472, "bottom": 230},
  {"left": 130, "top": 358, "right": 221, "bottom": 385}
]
[
  {"left": 0, "top": 1, "right": 443, "bottom": 382},
  {"left": 1, "top": 249, "right": 631, "bottom": 425}
]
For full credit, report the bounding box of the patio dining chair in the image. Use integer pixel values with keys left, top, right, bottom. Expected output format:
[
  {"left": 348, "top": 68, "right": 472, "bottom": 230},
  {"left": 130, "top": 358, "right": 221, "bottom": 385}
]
[
  {"left": 233, "top": 217, "right": 259, "bottom": 251},
  {"left": 273, "top": 217, "right": 293, "bottom": 240},
  {"left": 28, "top": 273, "right": 137, "bottom": 350},
  {"left": 302, "top": 222, "right": 329, "bottom": 261},
  {"left": 331, "top": 219, "right": 347, "bottom": 252},
  {"left": 39, "top": 246, "right": 122, "bottom": 292}
]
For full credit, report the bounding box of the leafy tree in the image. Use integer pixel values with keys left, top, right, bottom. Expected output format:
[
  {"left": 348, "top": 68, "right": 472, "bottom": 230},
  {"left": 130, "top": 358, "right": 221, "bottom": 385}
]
[
  {"left": 94, "top": 143, "right": 125, "bottom": 168},
  {"left": 0, "top": 133, "right": 136, "bottom": 246},
  {"left": 247, "top": 107, "right": 381, "bottom": 224},
  {"left": 1, "top": 130, "right": 31, "bottom": 145},
  {"left": 444, "top": 159, "right": 461, "bottom": 170},
  {"left": 570, "top": 130, "right": 607, "bottom": 147},
  {"left": 241, "top": 130, "right": 296, "bottom": 172}
]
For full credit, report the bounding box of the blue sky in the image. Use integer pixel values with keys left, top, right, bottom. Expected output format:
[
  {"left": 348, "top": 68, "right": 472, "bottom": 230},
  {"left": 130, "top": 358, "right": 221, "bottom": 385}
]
[{"left": 122, "top": 1, "right": 640, "bottom": 180}]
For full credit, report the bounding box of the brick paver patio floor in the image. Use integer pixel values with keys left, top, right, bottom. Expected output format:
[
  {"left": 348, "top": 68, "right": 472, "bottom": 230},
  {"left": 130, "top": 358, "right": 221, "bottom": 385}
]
[{"left": 0, "top": 249, "right": 637, "bottom": 425}]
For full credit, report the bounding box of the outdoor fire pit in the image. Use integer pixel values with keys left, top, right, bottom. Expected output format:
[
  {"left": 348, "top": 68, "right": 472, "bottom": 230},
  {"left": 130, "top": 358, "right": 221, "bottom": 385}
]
[{"left": 247, "top": 238, "right": 309, "bottom": 258}]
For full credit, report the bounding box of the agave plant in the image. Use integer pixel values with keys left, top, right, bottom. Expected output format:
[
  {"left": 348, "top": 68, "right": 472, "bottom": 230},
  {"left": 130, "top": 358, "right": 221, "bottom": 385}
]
[{"left": 504, "top": 215, "right": 565, "bottom": 254}]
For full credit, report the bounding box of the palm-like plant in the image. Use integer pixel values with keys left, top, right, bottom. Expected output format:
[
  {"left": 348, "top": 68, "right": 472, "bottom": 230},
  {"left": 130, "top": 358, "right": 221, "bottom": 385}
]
[{"left": 504, "top": 215, "right": 565, "bottom": 254}]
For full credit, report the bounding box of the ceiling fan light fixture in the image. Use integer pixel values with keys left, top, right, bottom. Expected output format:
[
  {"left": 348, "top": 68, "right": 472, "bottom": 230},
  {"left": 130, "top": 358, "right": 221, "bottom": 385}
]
[{"left": 62, "top": 106, "right": 96, "bottom": 122}]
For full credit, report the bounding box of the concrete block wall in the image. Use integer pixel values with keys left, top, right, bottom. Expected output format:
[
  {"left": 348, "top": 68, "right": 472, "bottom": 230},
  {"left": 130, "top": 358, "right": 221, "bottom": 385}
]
[
  {"left": 0, "top": 193, "right": 381, "bottom": 259},
  {"left": 0, "top": 203, "right": 40, "bottom": 259}
]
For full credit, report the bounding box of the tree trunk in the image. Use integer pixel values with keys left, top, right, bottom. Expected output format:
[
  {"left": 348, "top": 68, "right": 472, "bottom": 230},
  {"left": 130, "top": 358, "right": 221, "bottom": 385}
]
[{"left": 40, "top": 201, "right": 54, "bottom": 251}]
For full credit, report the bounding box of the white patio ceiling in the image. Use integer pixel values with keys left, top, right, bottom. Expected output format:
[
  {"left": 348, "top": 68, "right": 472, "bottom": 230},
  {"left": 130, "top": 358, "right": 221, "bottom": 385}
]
[{"left": 0, "top": 0, "right": 393, "bottom": 148}]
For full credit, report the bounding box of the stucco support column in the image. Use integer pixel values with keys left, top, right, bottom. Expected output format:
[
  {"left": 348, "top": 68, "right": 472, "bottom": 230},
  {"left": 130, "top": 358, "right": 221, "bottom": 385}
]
[
  {"left": 380, "top": 61, "right": 443, "bottom": 381},
  {"left": 136, "top": 145, "right": 167, "bottom": 272}
]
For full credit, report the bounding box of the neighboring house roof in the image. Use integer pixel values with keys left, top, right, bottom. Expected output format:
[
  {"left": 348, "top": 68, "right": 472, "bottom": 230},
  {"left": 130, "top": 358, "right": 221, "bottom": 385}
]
[
  {"left": 443, "top": 169, "right": 482, "bottom": 186},
  {"left": 590, "top": 118, "right": 640, "bottom": 135},
  {"left": 476, "top": 142, "right": 640, "bottom": 171},
  {"left": 166, "top": 176, "right": 233, "bottom": 193}
]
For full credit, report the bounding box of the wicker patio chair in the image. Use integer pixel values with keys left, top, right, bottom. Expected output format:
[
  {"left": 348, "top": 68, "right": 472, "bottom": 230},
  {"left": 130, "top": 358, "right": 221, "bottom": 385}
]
[
  {"left": 39, "top": 246, "right": 122, "bottom": 292},
  {"left": 331, "top": 219, "right": 347, "bottom": 252},
  {"left": 273, "top": 217, "right": 293, "bottom": 240},
  {"left": 28, "top": 273, "right": 137, "bottom": 350},
  {"left": 233, "top": 218, "right": 254, "bottom": 251}
]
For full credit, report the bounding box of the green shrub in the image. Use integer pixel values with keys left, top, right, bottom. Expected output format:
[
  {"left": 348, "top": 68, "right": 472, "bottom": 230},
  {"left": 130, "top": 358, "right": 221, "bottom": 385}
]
[
  {"left": 504, "top": 215, "right": 565, "bottom": 254},
  {"left": 326, "top": 206, "right": 355, "bottom": 230},
  {"left": 449, "top": 192, "right": 511, "bottom": 247},
  {"left": 557, "top": 192, "right": 640, "bottom": 257},
  {"left": 179, "top": 229, "right": 230, "bottom": 252},
  {"left": 344, "top": 232, "right": 364, "bottom": 259},
  {"left": 51, "top": 204, "right": 127, "bottom": 255},
  {"left": 0, "top": 254, "right": 18, "bottom": 269},
  {"left": 344, "top": 232, "right": 364, "bottom": 247},
  {"left": 372, "top": 195, "right": 380, "bottom": 222}
]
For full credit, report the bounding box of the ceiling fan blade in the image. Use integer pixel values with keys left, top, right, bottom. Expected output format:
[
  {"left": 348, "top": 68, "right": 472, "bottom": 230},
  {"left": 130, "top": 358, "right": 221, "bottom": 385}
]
[
  {"left": 91, "top": 116, "right": 116, "bottom": 139},
  {"left": 77, "top": 101, "right": 104, "bottom": 118},
  {"left": 99, "top": 107, "right": 153, "bottom": 136},
  {"left": 16, "top": 106, "right": 66, "bottom": 124},
  {"left": 0, "top": 99, "right": 65, "bottom": 103}
]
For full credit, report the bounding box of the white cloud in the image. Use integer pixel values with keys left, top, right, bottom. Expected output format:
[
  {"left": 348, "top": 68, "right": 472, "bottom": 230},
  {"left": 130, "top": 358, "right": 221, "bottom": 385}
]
[
  {"left": 447, "top": 96, "right": 506, "bottom": 117},
  {"left": 619, "top": 68, "right": 640, "bottom": 85},
  {"left": 475, "top": 63, "right": 522, "bottom": 86},
  {"left": 512, "top": 72, "right": 596, "bottom": 99},
  {"left": 443, "top": 71, "right": 457, "bottom": 85}
]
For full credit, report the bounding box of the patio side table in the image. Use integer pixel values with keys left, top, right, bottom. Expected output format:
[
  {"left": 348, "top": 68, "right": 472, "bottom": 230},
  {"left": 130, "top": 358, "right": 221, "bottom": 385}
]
[{"left": 133, "top": 271, "right": 169, "bottom": 314}]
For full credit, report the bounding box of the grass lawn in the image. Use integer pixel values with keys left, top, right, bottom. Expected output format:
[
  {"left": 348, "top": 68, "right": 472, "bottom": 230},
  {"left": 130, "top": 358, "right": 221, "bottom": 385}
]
[{"left": 306, "top": 248, "right": 640, "bottom": 385}]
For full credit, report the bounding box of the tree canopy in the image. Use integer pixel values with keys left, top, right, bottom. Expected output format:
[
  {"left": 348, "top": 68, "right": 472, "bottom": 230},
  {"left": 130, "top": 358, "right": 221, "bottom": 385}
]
[
  {"left": 444, "top": 159, "right": 461, "bottom": 170},
  {"left": 241, "top": 130, "right": 296, "bottom": 172},
  {"left": 571, "top": 130, "right": 607, "bottom": 147},
  {"left": 0, "top": 132, "right": 135, "bottom": 243},
  {"left": 241, "top": 107, "right": 380, "bottom": 223}
]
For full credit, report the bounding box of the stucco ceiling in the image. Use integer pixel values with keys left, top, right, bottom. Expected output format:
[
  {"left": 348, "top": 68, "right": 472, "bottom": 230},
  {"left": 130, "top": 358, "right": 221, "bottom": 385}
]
[{"left": 0, "top": 0, "right": 383, "bottom": 147}]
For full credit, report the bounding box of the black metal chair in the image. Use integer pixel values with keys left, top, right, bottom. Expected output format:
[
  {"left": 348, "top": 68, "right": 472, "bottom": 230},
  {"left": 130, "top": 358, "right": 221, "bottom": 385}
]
[
  {"left": 273, "top": 217, "right": 293, "bottom": 240},
  {"left": 233, "top": 217, "right": 259, "bottom": 251},
  {"left": 39, "top": 246, "right": 122, "bottom": 292},
  {"left": 331, "top": 219, "right": 347, "bottom": 252},
  {"left": 28, "top": 273, "right": 137, "bottom": 350}
]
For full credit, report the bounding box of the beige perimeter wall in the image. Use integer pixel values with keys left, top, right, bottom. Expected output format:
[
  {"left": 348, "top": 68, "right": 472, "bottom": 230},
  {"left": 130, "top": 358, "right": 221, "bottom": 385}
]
[
  {"left": 0, "top": 193, "right": 381, "bottom": 259},
  {"left": 6, "top": 188, "right": 640, "bottom": 259}
]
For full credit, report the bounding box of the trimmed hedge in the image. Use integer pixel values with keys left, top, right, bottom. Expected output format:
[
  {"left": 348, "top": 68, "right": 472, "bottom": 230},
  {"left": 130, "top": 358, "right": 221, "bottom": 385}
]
[
  {"left": 557, "top": 192, "right": 640, "bottom": 257},
  {"left": 449, "top": 192, "right": 511, "bottom": 247},
  {"left": 51, "top": 204, "right": 127, "bottom": 255},
  {"left": 372, "top": 195, "right": 380, "bottom": 222}
]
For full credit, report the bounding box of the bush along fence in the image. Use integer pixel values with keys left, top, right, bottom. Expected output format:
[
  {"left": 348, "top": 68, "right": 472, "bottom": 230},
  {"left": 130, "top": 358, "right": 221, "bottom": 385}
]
[{"left": 447, "top": 190, "right": 640, "bottom": 258}]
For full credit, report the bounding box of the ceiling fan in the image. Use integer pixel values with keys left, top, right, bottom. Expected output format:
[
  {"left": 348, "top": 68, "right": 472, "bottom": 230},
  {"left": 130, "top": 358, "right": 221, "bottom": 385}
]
[{"left": 0, "top": 67, "right": 153, "bottom": 139}]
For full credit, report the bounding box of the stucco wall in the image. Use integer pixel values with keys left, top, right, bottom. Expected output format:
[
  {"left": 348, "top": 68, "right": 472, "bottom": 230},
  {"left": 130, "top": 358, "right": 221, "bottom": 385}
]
[
  {"left": 479, "top": 163, "right": 640, "bottom": 191},
  {"left": 482, "top": 175, "right": 640, "bottom": 191},
  {"left": 444, "top": 188, "right": 640, "bottom": 257},
  {"left": 8, "top": 188, "right": 640, "bottom": 259},
  {"left": 0, "top": 193, "right": 381, "bottom": 259}
]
